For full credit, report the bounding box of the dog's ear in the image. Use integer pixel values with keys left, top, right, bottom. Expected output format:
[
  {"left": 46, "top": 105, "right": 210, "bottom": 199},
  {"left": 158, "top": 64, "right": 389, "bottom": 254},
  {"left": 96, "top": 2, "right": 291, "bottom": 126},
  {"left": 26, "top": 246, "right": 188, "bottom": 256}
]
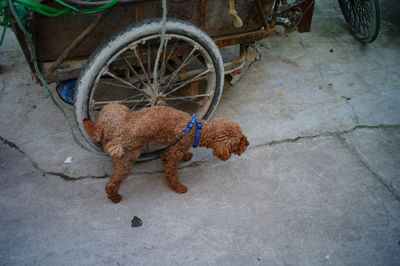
[
  {"left": 236, "top": 135, "right": 249, "bottom": 156},
  {"left": 83, "top": 119, "right": 102, "bottom": 142},
  {"left": 212, "top": 142, "right": 232, "bottom": 161}
]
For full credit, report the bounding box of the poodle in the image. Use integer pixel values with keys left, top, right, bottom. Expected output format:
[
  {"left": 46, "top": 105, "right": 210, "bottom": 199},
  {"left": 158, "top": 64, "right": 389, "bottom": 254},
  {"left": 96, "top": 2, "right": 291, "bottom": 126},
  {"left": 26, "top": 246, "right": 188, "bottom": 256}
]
[{"left": 83, "top": 102, "right": 249, "bottom": 203}]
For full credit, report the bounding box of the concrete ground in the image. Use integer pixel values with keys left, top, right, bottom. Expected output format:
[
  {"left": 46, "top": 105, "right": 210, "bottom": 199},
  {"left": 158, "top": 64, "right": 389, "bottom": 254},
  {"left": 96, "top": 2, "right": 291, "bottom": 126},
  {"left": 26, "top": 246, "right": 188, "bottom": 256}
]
[{"left": 1, "top": 0, "right": 400, "bottom": 265}]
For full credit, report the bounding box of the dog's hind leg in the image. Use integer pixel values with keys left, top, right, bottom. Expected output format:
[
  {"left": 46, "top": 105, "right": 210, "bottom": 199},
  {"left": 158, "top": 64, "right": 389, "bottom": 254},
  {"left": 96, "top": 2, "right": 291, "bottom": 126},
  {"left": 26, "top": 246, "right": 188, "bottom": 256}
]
[
  {"left": 161, "top": 149, "right": 188, "bottom": 194},
  {"left": 106, "top": 151, "right": 140, "bottom": 203}
]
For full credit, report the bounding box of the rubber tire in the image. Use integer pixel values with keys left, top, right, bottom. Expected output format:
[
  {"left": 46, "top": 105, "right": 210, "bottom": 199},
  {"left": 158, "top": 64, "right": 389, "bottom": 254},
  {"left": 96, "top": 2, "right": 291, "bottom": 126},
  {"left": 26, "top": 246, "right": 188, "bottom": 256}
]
[
  {"left": 74, "top": 18, "right": 224, "bottom": 155},
  {"left": 338, "top": 0, "right": 381, "bottom": 43}
]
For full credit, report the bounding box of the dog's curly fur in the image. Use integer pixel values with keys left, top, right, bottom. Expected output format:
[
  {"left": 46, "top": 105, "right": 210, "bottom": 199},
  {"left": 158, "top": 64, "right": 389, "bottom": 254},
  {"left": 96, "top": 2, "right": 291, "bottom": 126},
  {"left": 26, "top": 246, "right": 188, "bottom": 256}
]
[{"left": 83, "top": 102, "right": 249, "bottom": 203}]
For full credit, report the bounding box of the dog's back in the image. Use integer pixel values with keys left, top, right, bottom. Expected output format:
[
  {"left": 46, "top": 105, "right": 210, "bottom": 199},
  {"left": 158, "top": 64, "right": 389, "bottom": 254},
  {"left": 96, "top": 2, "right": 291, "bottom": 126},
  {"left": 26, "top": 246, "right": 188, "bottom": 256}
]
[{"left": 123, "top": 106, "right": 193, "bottom": 146}]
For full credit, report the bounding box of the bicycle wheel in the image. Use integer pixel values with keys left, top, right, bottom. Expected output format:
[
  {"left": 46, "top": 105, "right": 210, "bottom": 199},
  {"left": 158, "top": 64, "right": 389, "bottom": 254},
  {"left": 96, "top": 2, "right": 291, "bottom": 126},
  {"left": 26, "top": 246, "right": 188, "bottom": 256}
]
[
  {"left": 338, "top": 0, "right": 380, "bottom": 43},
  {"left": 74, "top": 19, "right": 224, "bottom": 157}
]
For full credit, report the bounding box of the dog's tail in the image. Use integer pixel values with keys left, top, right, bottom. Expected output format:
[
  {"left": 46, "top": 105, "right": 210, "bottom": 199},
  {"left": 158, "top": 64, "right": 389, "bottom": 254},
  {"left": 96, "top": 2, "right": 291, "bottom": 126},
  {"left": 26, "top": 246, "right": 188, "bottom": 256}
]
[{"left": 105, "top": 140, "right": 125, "bottom": 158}]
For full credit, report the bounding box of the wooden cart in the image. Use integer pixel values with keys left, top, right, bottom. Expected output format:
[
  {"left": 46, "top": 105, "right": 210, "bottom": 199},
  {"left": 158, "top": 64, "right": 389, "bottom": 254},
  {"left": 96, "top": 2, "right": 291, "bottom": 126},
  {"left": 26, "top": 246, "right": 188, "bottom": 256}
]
[{"left": 5, "top": 0, "right": 316, "bottom": 155}]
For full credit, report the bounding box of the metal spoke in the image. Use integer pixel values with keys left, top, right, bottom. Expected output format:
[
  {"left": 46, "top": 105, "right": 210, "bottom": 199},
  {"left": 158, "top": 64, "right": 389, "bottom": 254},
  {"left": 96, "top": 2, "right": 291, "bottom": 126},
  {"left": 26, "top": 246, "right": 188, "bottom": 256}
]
[
  {"left": 162, "top": 46, "right": 198, "bottom": 87},
  {"left": 120, "top": 93, "right": 144, "bottom": 103},
  {"left": 93, "top": 98, "right": 147, "bottom": 111},
  {"left": 132, "top": 45, "right": 153, "bottom": 89},
  {"left": 166, "top": 93, "right": 211, "bottom": 100},
  {"left": 121, "top": 54, "right": 147, "bottom": 88},
  {"left": 99, "top": 79, "right": 135, "bottom": 89},
  {"left": 147, "top": 41, "right": 151, "bottom": 74},
  {"left": 131, "top": 96, "right": 146, "bottom": 111},
  {"left": 165, "top": 69, "right": 210, "bottom": 96},
  {"left": 162, "top": 52, "right": 201, "bottom": 87},
  {"left": 161, "top": 72, "right": 207, "bottom": 91},
  {"left": 161, "top": 39, "right": 178, "bottom": 79},
  {"left": 94, "top": 99, "right": 145, "bottom": 106},
  {"left": 161, "top": 53, "right": 201, "bottom": 88},
  {"left": 105, "top": 71, "right": 144, "bottom": 93}
]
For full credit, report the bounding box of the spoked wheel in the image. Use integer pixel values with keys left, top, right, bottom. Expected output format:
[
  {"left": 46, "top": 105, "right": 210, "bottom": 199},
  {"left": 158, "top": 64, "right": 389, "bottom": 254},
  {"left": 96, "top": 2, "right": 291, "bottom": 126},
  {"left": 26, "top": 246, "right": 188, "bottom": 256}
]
[
  {"left": 338, "top": 0, "right": 380, "bottom": 43},
  {"left": 74, "top": 19, "right": 224, "bottom": 157}
]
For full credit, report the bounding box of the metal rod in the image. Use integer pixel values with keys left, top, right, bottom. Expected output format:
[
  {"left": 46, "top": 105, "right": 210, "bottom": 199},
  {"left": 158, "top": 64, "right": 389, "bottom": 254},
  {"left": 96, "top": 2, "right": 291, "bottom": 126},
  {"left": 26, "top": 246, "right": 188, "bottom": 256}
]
[
  {"left": 7, "top": 9, "right": 38, "bottom": 82},
  {"left": 165, "top": 69, "right": 210, "bottom": 96},
  {"left": 131, "top": 96, "right": 146, "bottom": 111},
  {"left": 135, "top": 4, "right": 142, "bottom": 22},
  {"left": 166, "top": 93, "right": 211, "bottom": 100},
  {"left": 132, "top": 45, "right": 153, "bottom": 87},
  {"left": 105, "top": 70, "right": 144, "bottom": 92},
  {"left": 271, "top": 0, "right": 280, "bottom": 28},
  {"left": 46, "top": 9, "right": 111, "bottom": 76},
  {"left": 163, "top": 47, "right": 197, "bottom": 87},
  {"left": 214, "top": 29, "right": 275, "bottom": 48},
  {"left": 200, "top": 0, "right": 206, "bottom": 30},
  {"left": 255, "top": 0, "right": 270, "bottom": 32},
  {"left": 121, "top": 54, "right": 147, "bottom": 88}
]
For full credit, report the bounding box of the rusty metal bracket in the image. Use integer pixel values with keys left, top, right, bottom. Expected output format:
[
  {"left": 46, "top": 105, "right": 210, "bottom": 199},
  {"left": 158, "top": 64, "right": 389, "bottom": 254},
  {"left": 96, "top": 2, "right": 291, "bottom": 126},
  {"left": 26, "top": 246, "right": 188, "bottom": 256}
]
[
  {"left": 224, "top": 44, "right": 247, "bottom": 75},
  {"left": 214, "top": 29, "right": 275, "bottom": 48}
]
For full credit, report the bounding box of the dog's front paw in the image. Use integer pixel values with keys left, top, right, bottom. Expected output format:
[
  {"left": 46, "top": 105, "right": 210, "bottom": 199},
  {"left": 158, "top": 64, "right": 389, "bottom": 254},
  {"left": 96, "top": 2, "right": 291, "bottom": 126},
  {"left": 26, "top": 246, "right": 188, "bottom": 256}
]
[
  {"left": 108, "top": 193, "right": 122, "bottom": 203},
  {"left": 170, "top": 183, "right": 188, "bottom": 194}
]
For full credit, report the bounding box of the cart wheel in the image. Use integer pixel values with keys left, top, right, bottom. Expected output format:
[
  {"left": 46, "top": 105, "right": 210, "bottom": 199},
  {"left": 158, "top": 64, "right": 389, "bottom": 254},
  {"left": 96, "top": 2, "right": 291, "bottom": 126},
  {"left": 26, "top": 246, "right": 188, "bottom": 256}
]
[
  {"left": 338, "top": 0, "right": 380, "bottom": 43},
  {"left": 74, "top": 19, "right": 224, "bottom": 157}
]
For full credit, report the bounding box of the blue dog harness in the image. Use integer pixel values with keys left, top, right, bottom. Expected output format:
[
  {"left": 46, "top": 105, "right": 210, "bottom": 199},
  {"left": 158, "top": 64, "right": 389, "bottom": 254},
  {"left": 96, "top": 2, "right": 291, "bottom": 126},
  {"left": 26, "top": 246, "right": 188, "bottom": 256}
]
[{"left": 170, "top": 114, "right": 202, "bottom": 148}]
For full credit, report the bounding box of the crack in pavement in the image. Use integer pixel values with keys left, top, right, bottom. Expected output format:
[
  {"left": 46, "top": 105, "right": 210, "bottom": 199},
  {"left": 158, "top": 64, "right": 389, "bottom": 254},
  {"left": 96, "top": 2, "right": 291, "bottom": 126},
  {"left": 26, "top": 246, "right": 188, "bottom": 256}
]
[
  {"left": 0, "top": 136, "right": 109, "bottom": 181},
  {"left": 0, "top": 135, "right": 207, "bottom": 180},
  {"left": 250, "top": 124, "right": 400, "bottom": 202},
  {"left": 342, "top": 96, "right": 360, "bottom": 124},
  {"left": 2, "top": 123, "right": 400, "bottom": 182},
  {"left": 335, "top": 135, "right": 400, "bottom": 202},
  {"left": 250, "top": 124, "right": 400, "bottom": 149}
]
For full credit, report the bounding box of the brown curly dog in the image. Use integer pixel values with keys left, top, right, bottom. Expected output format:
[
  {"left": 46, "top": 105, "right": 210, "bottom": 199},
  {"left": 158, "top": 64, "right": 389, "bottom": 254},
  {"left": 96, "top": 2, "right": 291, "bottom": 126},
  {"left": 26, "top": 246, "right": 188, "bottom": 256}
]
[{"left": 83, "top": 102, "right": 249, "bottom": 203}]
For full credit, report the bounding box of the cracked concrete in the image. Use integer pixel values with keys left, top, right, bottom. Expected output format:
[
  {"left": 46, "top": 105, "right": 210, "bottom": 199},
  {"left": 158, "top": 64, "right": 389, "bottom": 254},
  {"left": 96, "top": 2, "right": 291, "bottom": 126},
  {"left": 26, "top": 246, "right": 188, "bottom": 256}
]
[
  {"left": 1, "top": 0, "right": 400, "bottom": 179},
  {"left": 0, "top": 136, "right": 109, "bottom": 180},
  {"left": 1, "top": 0, "right": 400, "bottom": 265},
  {"left": 3, "top": 123, "right": 399, "bottom": 182},
  {"left": 339, "top": 128, "right": 400, "bottom": 201}
]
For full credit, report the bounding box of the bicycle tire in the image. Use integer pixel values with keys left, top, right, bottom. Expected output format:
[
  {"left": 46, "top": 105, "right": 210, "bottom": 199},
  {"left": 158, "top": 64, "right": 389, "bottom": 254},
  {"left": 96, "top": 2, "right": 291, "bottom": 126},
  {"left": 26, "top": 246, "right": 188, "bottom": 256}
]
[
  {"left": 338, "top": 0, "right": 380, "bottom": 43},
  {"left": 74, "top": 19, "right": 224, "bottom": 158}
]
